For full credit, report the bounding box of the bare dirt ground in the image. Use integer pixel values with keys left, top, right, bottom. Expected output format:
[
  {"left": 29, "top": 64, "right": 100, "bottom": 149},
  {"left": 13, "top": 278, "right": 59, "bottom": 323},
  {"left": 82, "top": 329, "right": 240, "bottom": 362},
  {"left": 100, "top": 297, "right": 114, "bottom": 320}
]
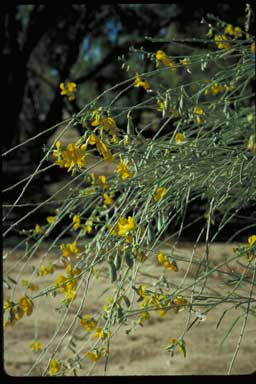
[{"left": 3, "top": 242, "right": 256, "bottom": 377}]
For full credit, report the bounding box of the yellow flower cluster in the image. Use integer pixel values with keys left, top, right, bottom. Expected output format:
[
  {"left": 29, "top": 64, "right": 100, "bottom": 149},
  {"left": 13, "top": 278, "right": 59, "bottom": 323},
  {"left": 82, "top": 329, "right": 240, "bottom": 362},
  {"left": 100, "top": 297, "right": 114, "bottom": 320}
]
[
  {"left": 214, "top": 34, "right": 230, "bottom": 50},
  {"left": 91, "top": 173, "right": 110, "bottom": 189},
  {"left": 157, "top": 101, "right": 180, "bottom": 117},
  {"left": 247, "top": 235, "right": 256, "bottom": 262},
  {"left": 54, "top": 264, "right": 81, "bottom": 300},
  {"left": 155, "top": 50, "right": 176, "bottom": 71},
  {"left": 157, "top": 252, "right": 178, "bottom": 272},
  {"left": 175, "top": 132, "right": 185, "bottom": 145},
  {"left": 60, "top": 240, "right": 80, "bottom": 258},
  {"left": 117, "top": 159, "right": 133, "bottom": 180},
  {"left": 193, "top": 106, "right": 205, "bottom": 125},
  {"left": 133, "top": 72, "right": 151, "bottom": 91},
  {"left": 224, "top": 24, "right": 242, "bottom": 39},
  {"left": 4, "top": 296, "right": 33, "bottom": 328},
  {"left": 59, "top": 81, "right": 77, "bottom": 101},
  {"left": 91, "top": 114, "right": 119, "bottom": 143},
  {"left": 37, "top": 263, "right": 55, "bottom": 276},
  {"left": 109, "top": 216, "right": 137, "bottom": 238},
  {"left": 48, "top": 359, "right": 61, "bottom": 376},
  {"left": 214, "top": 25, "right": 242, "bottom": 50},
  {"left": 30, "top": 339, "right": 43, "bottom": 352},
  {"left": 72, "top": 214, "right": 81, "bottom": 230},
  {"left": 53, "top": 141, "right": 86, "bottom": 173},
  {"left": 204, "top": 82, "right": 231, "bottom": 96},
  {"left": 93, "top": 327, "right": 111, "bottom": 340},
  {"left": 153, "top": 187, "right": 167, "bottom": 202},
  {"left": 85, "top": 350, "right": 101, "bottom": 362},
  {"left": 72, "top": 213, "right": 94, "bottom": 233},
  {"left": 80, "top": 314, "right": 97, "bottom": 332},
  {"left": 136, "top": 285, "right": 187, "bottom": 321},
  {"left": 248, "top": 235, "right": 256, "bottom": 247},
  {"left": 103, "top": 193, "right": 113, "bottom": 206},
  {"left": 88, "top": 134, "right": 113, "bottom": 161}
]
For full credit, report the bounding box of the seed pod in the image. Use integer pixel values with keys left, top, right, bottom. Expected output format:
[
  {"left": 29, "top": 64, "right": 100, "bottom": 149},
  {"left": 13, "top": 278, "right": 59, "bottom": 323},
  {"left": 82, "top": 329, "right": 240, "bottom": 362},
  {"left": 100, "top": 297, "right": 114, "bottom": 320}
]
[
  {"left": 124, "top": 251, "right": 134, "bottom": 268},
  {"left": 116, "top": 305, "right": 124, "bottom": 323},
  {"left": 108, "top": 260, "right": 117, "bottom": 283},
  {"left": 114, "top": 252, "right": 122, "bottom": 271},
  {"left": 123, "top": 295, "right": 131, "bottom": 308},
  {"left": 127, "top": 111, "right": 134, "bottom": 135},
  {"left": 157, "top": 212, "right": 163, "bottom": 232}
]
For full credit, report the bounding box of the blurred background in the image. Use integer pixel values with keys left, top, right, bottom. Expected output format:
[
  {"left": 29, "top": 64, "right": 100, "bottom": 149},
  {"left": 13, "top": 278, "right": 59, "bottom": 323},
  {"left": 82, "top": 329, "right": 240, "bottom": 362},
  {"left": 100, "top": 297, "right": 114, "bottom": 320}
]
[{"left": 2, "top": 3, "right": 254, "bottom": 240}]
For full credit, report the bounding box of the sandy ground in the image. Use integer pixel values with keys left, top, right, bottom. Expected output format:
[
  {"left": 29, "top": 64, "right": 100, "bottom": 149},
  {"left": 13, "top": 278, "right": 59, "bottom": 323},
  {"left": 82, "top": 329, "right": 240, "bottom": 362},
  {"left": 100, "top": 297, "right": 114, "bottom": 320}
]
[{"left": 3, "top": 241, "right": 256, "bottom": 377}]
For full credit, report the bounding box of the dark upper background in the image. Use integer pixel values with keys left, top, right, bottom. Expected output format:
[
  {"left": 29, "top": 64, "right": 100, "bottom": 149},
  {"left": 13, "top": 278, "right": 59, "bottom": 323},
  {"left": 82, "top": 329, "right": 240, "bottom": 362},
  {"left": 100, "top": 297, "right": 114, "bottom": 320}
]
[{"left": 2, "top": 3, "right": 255, "bottom": 240}]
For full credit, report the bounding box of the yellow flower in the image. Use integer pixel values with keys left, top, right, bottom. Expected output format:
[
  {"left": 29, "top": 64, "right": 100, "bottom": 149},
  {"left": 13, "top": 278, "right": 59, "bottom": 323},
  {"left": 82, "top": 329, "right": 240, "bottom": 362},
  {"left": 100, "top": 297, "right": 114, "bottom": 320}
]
[
  {"left": 60, "top": 241, "right": 80, "bottom": 258},
  {"left": 53, "top": 141, "right": 62, "bottom": 158},
  {"left": 233, "top": 26, "right": 242, "bottom": 39},
  {"left": 48, "top": 359, "right": 61, "bottom": 376},
  {"left": 54, "top": 274, "right": 77, "bottom": 300},
  {"left": 117, "top": 159, "right": 133, "bottom": 180},
  {"left": 164, "top": 260, "right": 178, "bottom": 271},
  {"left": 103, "top": 193, "right": 113, "bottom": 206},
  {"left": 117, "top": 216, "right": 137, "bottom": 236},
  {"left": 157, "top": 252, "right": 178, "bottom": 272},
  {"left": 133, "top": 72, "right": 150, "bottom": 90},
  {"left": 93, "top": 327, "right": 111, "bottom": 340},
  {"left": 30, "top": 340, "right": 43, "bottom": 352},
  {"left": 157, "top": 101, "right": 180, "bottom": 116},
  {"left": 3, "top": 299, "right": 13, "bottom": 312},
  {"left": 83, "top": 220, "right": 93, "bottom": 234},
  {"left": 138, "top": 284, "right": 147, "bottom": 298},
  {"left": 248, "top": 235, "right": 256, "bottom": 247},
  {"left": 46, "top": 216, "right": 56, "bottom": 224},
  {"left": 175, "top": 132, "right": 185, "bottom": 145},
  {"left": 60, "top": 81, "right": 77, "bottom": 101},
  {"left": 80, "top": 314, "right": 97, "bottom": 332},
  {"left": 205, "top": 82, "right": 228, "bottom": 96},
  {"left": 18, "top": 296, "right": 33, "bottom": 316},
  {"left": 153, "top": 187, "right": 167, "bottom": 202},
  {"left": 72, "top": 215, "right": 81, "bottom": 230},
  {"left": 97, "top": 175, "right": 109, "bottom": 189},
  {"left": 85, "top": 350, "right": 101, "bottom": 362},
  {"left": 224, "top": 24, "right": 234, "bottom": 36},
  {"left": 54, "top": 142, "right": 86, "bottom": 172},
  {"left": 193, "top": 106, "right": 204, "bottom": 115},
  {"left": 214, "top": 34, "right": 230, "bottom": 49},
  {"left": 156, "top": 50, "right": 176, "bottom": 70},
  {"left": 35, "top": 224, "right": 43, "bottom": 234},
  {"left": 88, "top": 134, "right": 113, "bottom": 161},
  {"left": 91, "top": 115, "right": 119, "bottom": 141},
  {"left": 37, "top": 264, "right": 55, "bottom": 276},
  {"left": 251, "top": 42, "right": 256, "bottom": 54},
  {"left": 123, "top": 135, "right": 129, "bottom": 145}
]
